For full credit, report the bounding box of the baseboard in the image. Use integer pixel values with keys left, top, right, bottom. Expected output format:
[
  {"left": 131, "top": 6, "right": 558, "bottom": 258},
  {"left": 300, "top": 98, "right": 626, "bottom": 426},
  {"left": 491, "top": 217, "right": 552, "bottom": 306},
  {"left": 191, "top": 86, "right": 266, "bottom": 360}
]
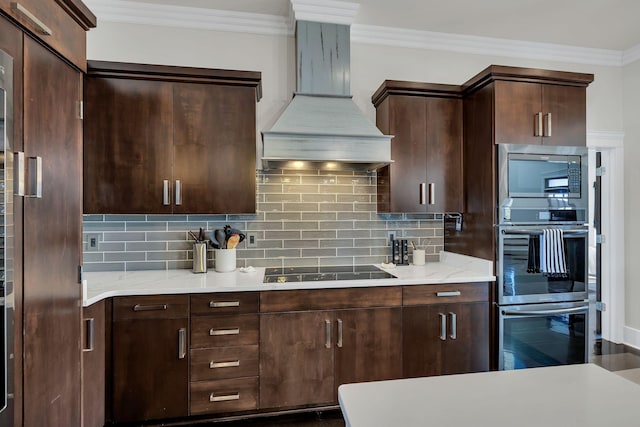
[{"left": 624, "top": 325, "right": 640, "bottom": 351}]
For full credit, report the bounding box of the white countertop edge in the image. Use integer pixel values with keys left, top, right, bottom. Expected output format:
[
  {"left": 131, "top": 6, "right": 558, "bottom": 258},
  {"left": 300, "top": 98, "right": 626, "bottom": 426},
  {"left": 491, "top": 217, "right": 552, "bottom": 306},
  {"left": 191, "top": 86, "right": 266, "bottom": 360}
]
[{"left": 82, "top": 251, "right": 495, "bottom": 307}]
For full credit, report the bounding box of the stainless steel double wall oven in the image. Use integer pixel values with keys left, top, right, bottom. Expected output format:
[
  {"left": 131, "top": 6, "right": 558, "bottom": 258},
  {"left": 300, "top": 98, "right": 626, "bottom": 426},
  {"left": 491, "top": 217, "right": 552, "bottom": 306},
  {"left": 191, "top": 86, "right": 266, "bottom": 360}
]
[{"left": 497, "top": 144, "right": 589, "bottom": 370}]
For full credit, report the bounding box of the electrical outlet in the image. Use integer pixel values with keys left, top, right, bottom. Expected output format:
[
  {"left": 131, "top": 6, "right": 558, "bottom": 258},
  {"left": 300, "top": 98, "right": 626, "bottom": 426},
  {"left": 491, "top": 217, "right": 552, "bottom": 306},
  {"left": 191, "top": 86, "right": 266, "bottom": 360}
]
[
  {"left": 386, "top": 230, "right": 398, "bottom": 245},
  {"left": 246, "top": 232, "right": 258, "bottom": 248},
  {"left": 86, "top": 234, "right": 100, "bottom": 251}
]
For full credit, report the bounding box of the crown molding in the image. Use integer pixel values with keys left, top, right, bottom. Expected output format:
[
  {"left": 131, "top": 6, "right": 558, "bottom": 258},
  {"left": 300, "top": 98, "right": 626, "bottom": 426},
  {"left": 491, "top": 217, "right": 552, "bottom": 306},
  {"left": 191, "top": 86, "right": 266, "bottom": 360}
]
[
  {"left": 85, "top": 0, "right": 639, "bottom": 67},
  {"left": 623, "top": 44, "right": 640, "bottom": 66},
  {"left": 290, "top": 0, "right": 359, "bottom": 26},
  {"left": 351, "top": 24, "right": 624, "bottom": 67},
  {"left": 84, "top": 0, "right": 291, "bottom": 36}
]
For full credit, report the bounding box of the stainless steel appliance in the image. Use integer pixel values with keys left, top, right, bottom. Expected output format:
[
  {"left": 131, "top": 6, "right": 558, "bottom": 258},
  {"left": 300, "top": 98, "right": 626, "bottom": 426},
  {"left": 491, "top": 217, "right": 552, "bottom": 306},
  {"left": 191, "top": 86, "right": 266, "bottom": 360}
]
[
  {"left": 0, "top": 48, "right": 14, "bottom": 426},
  {"left": 498, "top": 143, "right": 588, "bottom": 224},
  {"left": 497, "top": 144, "right": 589, "bottom": 370}
]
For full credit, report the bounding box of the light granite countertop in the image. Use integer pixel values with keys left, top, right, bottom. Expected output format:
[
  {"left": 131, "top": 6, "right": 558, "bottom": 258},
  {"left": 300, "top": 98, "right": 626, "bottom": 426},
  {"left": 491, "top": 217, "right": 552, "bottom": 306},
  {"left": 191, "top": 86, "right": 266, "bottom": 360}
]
[{"left": 82, "top": 251, "right": 495, "bottom": 307}]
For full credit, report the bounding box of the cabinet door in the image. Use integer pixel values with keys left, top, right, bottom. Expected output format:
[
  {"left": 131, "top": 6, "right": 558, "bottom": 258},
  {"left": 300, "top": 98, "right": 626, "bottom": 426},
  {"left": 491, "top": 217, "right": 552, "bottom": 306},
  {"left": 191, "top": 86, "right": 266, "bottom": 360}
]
[
  {"left": 84, "top": 77, "right": 173, "bottom": 214},
  {"left": 402, "top": 305, "right": 445, "bottom": 377},
  {"left": 425, "top": 97, "right": 463, "bottom": 212},
  {"left": 173, "top": 83, "right": 256, "bottom": 214},
  {"left": 494, "top": 80, "right": 542, "bottom": 145},
  {"left": 260, "top": 311, "right": 334, "bottom": 409},
  {"left": 542, "top": 84, "right": 587, "bottom": 146},
  {"left": 335, "top": 308, "right": 402, "bottom": 389},
  {"left": 82, "top": 301, "right": 106, "bottom": 427},
  {"left": 388, "top": 95, "right": 427, "bottom": 212},
  {"left": 22, "top": 37, "right": 83, "bottom": 427},
  {"left": 441, "top": 302, "right": 489, "bottom": 375},
  {"left": 112, "top": 318, "right": 188, "bottom": 422}
]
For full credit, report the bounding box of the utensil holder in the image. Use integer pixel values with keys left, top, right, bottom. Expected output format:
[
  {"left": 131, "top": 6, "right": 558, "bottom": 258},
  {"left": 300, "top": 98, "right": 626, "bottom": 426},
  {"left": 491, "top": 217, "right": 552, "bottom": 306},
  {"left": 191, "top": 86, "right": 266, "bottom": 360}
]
[
  {"left": 193, "top": 242, "right": 208, "bottom": 273},
  {"left": 215, "top": 248, "right": 236, "bottom": 273},
  {"left": 413, "top": 249, "right": 426, "bottom": 266}
]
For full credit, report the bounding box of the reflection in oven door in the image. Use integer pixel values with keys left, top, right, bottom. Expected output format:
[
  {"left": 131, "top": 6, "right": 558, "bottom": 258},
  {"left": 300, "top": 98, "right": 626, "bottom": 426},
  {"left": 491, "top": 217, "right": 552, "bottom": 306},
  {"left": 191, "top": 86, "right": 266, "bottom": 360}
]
[
  {"left": 498, "top": 227, "right": 588, "bottom": 304},
  {"left": 499, "top": 301, "right": 588, "bottom": 370}
]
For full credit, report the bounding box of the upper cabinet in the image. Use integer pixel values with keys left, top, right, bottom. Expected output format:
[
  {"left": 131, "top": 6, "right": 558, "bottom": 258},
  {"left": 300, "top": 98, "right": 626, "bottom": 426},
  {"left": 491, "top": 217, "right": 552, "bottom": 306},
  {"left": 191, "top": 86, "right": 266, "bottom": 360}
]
[
  {"left": 373, "top": 81, "right": 463, "bottom": 213},
  {"left": 465, "top": 65, "right": 594, "bottom": 146},
  {"left": 0, "top": 0, "right": 96, "bottom": 70},
  {"left": 83, "top": 61, "right": 262, "bottom": 215}
]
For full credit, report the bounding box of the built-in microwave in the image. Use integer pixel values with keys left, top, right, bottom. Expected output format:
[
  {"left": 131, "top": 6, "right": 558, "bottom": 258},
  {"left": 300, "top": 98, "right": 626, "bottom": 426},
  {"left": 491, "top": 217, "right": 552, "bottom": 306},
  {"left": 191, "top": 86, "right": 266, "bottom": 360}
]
[{"left": 498, "top": 144, "right": 589, "bottom": 224}]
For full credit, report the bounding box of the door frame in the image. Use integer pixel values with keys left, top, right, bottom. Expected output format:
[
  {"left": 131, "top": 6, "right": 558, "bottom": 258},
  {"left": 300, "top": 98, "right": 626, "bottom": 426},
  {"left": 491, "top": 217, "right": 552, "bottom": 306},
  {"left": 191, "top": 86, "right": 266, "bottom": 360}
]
[{"left": 587, "top": 130, "right": 625, "bottom": 344}]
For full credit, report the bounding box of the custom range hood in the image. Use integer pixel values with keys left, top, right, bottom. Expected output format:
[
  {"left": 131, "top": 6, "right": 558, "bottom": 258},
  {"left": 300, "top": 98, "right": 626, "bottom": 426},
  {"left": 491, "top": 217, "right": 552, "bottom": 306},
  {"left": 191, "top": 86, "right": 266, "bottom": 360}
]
[{"left": 262, "top": 4, "right": 392, "bottom": 171}]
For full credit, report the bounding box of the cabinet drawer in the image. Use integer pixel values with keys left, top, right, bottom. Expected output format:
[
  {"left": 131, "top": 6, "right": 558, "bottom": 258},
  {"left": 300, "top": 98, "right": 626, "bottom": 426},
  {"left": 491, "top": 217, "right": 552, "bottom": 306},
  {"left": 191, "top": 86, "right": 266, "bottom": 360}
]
[
  {"left": 190, "top": 377, "right": 258, "bottom": 415},
  {"left": 113, "top": 295, "right": 189, "bottom": 320},
  {"left": 191, "top": 292, "right": 259, "bottom": 316},
  {"left": 260, "top": 286, "right": 402, "bottom": 312},
  {"left": 191, "top": 314, "right": 258, "bottom": 348},
  {"left": 403, "top": 283, "right": 489, "bottom": 305},
  {"left": 191, "top": 345, "right": 259, "bottom": 381}
]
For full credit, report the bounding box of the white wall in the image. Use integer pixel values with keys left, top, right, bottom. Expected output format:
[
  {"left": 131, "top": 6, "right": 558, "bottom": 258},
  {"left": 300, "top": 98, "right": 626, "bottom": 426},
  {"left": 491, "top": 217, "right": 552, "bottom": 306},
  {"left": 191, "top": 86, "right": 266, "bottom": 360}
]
[
  {"left": 87, "top": 20, "right": 633, "bottom": 335},
  {"left": 623, "top": 60, "right": 640, "bottom": 335}
]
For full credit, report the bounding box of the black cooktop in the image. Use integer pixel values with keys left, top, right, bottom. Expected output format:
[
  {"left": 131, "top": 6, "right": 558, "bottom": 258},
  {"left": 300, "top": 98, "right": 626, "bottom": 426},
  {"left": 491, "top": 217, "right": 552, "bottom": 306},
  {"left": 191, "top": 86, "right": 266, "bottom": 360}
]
[{"left": 263, "top": 265, "right": 397, "bottom": 283}]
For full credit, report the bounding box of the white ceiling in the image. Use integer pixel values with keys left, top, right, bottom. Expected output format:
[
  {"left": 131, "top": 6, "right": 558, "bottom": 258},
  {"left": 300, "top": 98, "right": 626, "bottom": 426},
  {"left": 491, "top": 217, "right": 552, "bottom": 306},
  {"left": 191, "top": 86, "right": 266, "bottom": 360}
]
[{"left": 130, "top": 0, "right": 640, "bottom": 51}]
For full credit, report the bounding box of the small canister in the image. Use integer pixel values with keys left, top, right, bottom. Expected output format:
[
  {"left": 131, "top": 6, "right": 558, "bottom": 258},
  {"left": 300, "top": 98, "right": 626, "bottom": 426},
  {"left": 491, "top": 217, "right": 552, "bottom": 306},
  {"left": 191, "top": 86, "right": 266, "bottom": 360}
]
[
  {"left": 193, "top": 242, "right": 208, "bottom": 273},
  {"left": 413, "top": 249, "right": 426, "bottom": 266}
]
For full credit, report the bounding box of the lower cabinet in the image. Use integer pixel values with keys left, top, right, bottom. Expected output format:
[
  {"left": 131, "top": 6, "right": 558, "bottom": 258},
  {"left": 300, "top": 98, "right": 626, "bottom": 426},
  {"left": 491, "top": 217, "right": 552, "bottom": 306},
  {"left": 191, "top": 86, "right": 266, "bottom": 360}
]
[
  {"left": 189, "top": 292, "right": 260, "bottom": 416},
  {"left": 259, "top": 287, "right": 403, "bottom": 410},
  {"left": 82, "top": 300, "right": 106, "bottom": 427},
  {"left": 105, "top": 283, "right": 490, "bottom": 422},
  {"left": 111, "top": 295, "right": 189, "bottom": 423},
  {"left": 402, "top": 283, "right": 490, "bottom": 377}
]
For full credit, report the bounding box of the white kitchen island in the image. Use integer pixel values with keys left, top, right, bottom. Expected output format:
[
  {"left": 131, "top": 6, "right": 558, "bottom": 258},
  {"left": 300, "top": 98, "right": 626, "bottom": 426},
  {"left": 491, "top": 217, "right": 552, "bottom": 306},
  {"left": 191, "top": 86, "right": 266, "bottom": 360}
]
[{"left": 338, "top": 364, "right": 640, "bottom": 427}]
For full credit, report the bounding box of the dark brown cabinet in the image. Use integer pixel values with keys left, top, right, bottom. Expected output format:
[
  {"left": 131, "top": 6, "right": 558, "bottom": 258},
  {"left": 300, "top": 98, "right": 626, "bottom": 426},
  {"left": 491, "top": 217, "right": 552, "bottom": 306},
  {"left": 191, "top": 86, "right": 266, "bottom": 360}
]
[
  {"left": 82, "top": 300, "right": 106, "bottom": 427},
  {"left": 189, "top": 292, "right": 260, "bottom": 416},
  {"left": 111, "top": 295, "right": 189, "bottom": 423},
  {"left": 259, "top": 288, "right": 402, "bottom": 410},
  {"left": 22, "top": 36, "right": 84, "bottom": 427},
  {"left": 446, "top": 65, "right": 593, "bottom": 261},
  {"left": 0, "top": 4, "right": 94, "bottom": 426},
  {"left": 402, "top": 283, "right": 489, "bottom": 378},
  {"left": 373, "top": 81, "right": 463, "bottom": 213},
  {"left": 494, "top": 80, "right": 588, "bottom": 146},
  {"left": 83, "top": 61, "right": 261, "bottom": 215}
]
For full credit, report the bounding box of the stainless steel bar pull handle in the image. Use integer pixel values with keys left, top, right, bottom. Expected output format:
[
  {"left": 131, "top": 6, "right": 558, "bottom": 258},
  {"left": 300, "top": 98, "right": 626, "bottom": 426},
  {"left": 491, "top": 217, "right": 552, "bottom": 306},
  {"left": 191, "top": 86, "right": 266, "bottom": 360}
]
[
  {"left": 163, "top": 180, "right": 170, "bottom": 205},
  {"left": 210, "top": 360, "right": 240, "bottom": 369},
  {"left": 419, "top": 183, "right": 427, "bottom": 205},
  {"left": 178, "top": 328, "right": 187, "bottom": 359},
  {"left": 26, "top": 156, "right": 42, "bottom": 198},
  {"left": 535, "top": 112, "right": 543, "bottom": 136},
  {"left": 175, "top": 179, "right": 182, "bottom": 205},
  {"left": 210, "top": 392, "right": 240, "bottom": 402},
  {"left": 209, "top": 301, "right": 240, "bottom": 308},
  {"left": 15, "top": 151, "right": 25, "bottom": 196},
  {"left": 436, "top": 291, "right": 461, "bottom": 297},
  {"left": 544, "top": 113, "right": 552, "bottom": 137},
  {"left": 439, "top": 313, "right": 447, "bottom": 341},
  {"left": 209, "top": 328, "right": 240, "bottom": 336},
  {"left": 449, "top": 312, "right": 457, "bottom": 340},
  {"left": 83, "top": 318, "right": 95, "bottom": 352},
  {"left": 325, "top": 320, "right": 331, "bottom": 349},
  {"left": 337, "top": 319, "right": 343, "bottom": 348},
  {"left": 428, "top": 183, "right": 435, "bottom": 205},
  {"left": 133, "top": 304, "right": 168, "bottom": 312},
  {"left": 10, "top": 2, "right": 53, "bottom": 35}
]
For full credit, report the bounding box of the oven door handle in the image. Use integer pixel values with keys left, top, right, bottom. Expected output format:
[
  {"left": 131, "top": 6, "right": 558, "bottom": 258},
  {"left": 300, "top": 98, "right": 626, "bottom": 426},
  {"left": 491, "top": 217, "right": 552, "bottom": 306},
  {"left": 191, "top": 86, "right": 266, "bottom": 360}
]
[
  {"left": 501, "top": 306, "right": 588, "bottom": 316},
  {"left": 501, "top": 229, "right": 588, "bottom": 236}
]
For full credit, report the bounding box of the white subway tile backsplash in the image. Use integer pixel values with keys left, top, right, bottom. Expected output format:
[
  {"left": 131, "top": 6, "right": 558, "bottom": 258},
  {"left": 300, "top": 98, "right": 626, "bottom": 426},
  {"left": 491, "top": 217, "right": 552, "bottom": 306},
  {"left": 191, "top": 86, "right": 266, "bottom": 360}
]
[{"left": 82, "top": 170, "right": 444, "bottom": 271}]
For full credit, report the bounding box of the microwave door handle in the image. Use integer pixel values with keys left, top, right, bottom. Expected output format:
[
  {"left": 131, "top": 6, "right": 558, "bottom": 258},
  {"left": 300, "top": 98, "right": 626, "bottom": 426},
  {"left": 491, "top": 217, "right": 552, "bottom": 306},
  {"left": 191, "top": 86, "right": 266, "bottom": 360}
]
[{"left": 501, "top": 306, "right": 588, "bottom": 316}]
